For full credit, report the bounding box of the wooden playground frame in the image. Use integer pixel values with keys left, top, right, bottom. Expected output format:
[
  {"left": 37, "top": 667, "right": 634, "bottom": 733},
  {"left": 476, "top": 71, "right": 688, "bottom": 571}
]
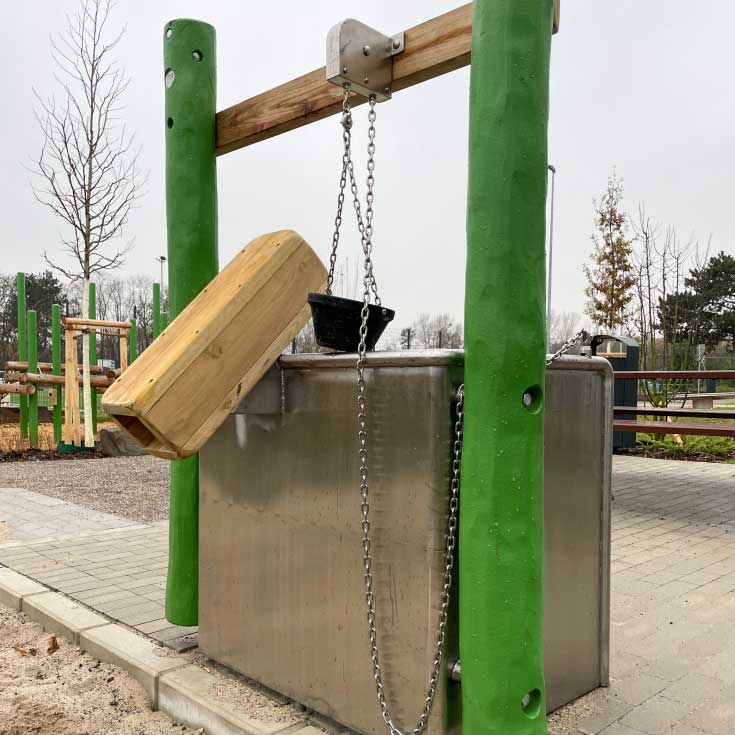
[{"left": 157, "top": 3, "right": 561, "bottom": 734}]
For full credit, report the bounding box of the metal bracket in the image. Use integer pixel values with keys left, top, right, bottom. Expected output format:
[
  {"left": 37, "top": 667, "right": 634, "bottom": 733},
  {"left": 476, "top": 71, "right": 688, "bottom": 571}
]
[{"left": 326, "top": 19, "right": 404, "bottom": 102}]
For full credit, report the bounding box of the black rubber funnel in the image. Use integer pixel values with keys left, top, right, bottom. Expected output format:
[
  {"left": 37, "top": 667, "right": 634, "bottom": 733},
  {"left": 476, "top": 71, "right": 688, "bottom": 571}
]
[{"left": 308, "top": 293, "right": 395, "bottom": 352}]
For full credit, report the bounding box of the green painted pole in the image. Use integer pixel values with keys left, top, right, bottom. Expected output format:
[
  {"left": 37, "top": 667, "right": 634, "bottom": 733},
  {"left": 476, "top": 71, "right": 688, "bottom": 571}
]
[
  {"left": 89, "top": 282, "right": 98, "bottom": 435},
  {"left": 16, "top": 273, "right": 28, "bottom": 437},
  {"left": 160, "top": 312, "right": 169, "bottom": 331},
  {"left": 27, "top": 310, "right": 38, "bottom": 448},
  {"left": 129, "top": 318, "right": 138, "bottom": 363},
  {"left": 52, "top": 304, "right": 62, "bottom": 443},
  {"left": 152, "top": 283, "right": 162, "bottom": 339},
  {"left": 164, "top": 18, "right": 218, "bottom": 626},
  {"left": 460, "top": 2, "right": 553, "bottom": 734}
]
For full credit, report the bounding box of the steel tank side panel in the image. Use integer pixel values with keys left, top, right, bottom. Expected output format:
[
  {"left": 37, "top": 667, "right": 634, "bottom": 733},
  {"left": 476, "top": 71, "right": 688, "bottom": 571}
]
[
  {"left": 199, "top": 364, "right": 458, "bottom": 735},
  {"left": 543, "top": 365, "right": 608, "bottom": 711}
]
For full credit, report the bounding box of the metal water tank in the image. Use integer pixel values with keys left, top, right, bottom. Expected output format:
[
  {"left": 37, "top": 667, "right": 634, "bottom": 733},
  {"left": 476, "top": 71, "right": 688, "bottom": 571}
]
[{"left": 199, "top": 351, "right": 612, "bottom": 735}]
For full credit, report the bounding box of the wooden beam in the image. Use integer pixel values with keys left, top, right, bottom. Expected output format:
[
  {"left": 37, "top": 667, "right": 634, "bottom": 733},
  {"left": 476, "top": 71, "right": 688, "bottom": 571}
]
[
  {"left": 63, "top": 317, "right": 131, "bottom": 330},
  {"left": 4, "top": 360, "right": 107, "bottom": 375},
  {"left": 217, "top": 4, "right": 482, "bottom": 155},
  {"left": 615, "top": 370, "right": 735, "bottom": 380},
  {"left": 614, "top": 419, "right": 735, "bottom": 438},
  {"left": 613, "top": 406, "right": 735, "bottom": 420},
  {"left": 0, "top": 383, "right": 35, "bottom": 395},
  {"left": 19, "top": 372, "right": 114, "bottom": 389}
]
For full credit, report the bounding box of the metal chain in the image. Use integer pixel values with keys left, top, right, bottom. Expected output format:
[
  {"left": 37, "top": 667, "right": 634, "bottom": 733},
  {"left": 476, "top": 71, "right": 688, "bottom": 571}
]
[
  {"left": 326, "top": 86, "right": 380, "bottom": 304},
  {"left": 349, "top": 81, "right": 464, "bottom": 734},
  {"left": 546, "top": 329, "right": 588, "bottom": 366},
  {"left": 325, "top": 90, "right": 350, "bottom": 295}
]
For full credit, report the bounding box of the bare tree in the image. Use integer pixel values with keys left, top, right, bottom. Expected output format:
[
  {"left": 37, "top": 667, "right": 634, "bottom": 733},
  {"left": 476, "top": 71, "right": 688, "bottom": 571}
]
[{"left": 33, "top": 0, "right": 144, "bottom": 445}]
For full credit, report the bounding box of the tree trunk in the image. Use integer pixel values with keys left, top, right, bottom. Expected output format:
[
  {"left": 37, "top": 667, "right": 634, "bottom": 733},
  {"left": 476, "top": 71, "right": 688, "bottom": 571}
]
[{"left": 82, "top": 279, "right": 94, "bottom": 447}]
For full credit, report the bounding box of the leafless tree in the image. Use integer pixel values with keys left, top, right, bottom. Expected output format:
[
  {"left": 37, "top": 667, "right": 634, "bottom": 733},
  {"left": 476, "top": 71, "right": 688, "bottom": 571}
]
[{"left": 33, "top": 0, "right": 144, "bottom": 445}]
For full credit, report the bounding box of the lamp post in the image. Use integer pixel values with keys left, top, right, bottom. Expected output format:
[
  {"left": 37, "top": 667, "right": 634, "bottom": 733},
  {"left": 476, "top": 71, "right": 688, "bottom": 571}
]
[
  {"left": 546, "top": 164, "right": 556, "bottom": 348},
  {"left": 156, "top": 255, "right": 167, "bottom": 310}
]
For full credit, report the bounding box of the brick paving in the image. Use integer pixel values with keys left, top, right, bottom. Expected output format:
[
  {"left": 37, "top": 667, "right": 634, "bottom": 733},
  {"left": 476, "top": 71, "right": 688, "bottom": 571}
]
[
  {"left": 2, "top": 457, "right": 735, "bottom": 731},
  {"left": 571, "top": 456, "right": 735, "bottom": 735},
  {"left": 0, "top": 496, "right": 195, "bottom": 647}
]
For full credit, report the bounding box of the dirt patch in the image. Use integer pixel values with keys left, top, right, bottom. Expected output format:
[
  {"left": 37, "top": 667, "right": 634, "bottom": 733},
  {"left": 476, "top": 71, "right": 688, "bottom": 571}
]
[
  {"left": 0, "top": 606, "right": 195, "bottom": 735},
  {"left": 0, "top": 455, "right": 170, "bottom": 523},
  {"left": 616, "top": 445, "right": 735, "bottom": 463}
]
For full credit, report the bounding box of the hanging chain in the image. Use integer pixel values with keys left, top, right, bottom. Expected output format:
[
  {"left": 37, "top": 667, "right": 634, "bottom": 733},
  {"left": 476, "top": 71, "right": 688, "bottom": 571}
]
[
  {"left": 326, "top": 86, "right": 380, "bottom": 304},
  {"left": 349, "top": 79, "right": 463, "bottom": 734},
  {"left": 546, "top": 329, "right": 588, "bottom": 366}
]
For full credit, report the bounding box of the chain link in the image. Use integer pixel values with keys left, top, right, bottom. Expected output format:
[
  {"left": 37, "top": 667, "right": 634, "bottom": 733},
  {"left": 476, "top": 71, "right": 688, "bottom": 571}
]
[
  {"left": 351, "top": 82, "right": 463, "bottom": 733},
  {"left": 326, "top": 86, "right": 380, "bottom": 304},
  {"left": 545, "top": 329, "right": 588, "bottom": 366}
]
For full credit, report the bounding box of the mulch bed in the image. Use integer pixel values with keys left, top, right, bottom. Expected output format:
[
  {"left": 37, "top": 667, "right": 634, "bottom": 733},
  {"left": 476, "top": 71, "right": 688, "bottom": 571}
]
[
  {"left": 616, "top": 446, "right": 735, "bottom": 463},
  {"left": 0, "top": 448, "right": 106, "bottom": 463}
]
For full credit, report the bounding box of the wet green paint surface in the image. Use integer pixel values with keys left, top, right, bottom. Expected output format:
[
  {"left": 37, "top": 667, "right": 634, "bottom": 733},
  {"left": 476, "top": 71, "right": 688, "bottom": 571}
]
[
  {"left": 460, "top": 1, "right": 553, "bottom": 732},
  {"left": 163, "top": 18, "right": 218, "bottom": 626}
]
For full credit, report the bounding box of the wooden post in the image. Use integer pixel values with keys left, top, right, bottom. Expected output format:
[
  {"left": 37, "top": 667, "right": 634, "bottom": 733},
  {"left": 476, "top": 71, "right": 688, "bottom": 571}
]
[
  {"left": 26, "top": 310, "right": 38, "bottom": 447},
  {"left": 460, "top": 1, "right": 553, "bottom": 732},
  {"left": 16, "top": 273, "right": 28, "bottom": 438},
  {"left": 89, "top": 282, "right": 98, "bottom": 436},
  {"left": 119, "top": 330, "right": 129, "bottom": 373},
  {"left": 52, "top": 304, "right": 62, "bottom": 444},
  {"left": 164, "top": 18, "right": 218, "bottom": 626}
]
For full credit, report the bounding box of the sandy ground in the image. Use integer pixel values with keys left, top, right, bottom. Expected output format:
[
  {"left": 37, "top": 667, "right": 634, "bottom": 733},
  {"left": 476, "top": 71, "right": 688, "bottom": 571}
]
[
  {"left": 0, "top": 606, "right": 195, "bottom": 735},
  {"left": 0, "top": 455, "right": 170, "bottom": 523}
]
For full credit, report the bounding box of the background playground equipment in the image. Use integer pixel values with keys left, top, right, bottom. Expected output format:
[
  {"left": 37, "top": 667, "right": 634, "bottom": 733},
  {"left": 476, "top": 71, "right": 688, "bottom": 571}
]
[
  {"left": 107, "top": 2, "right": 565, "bottom": 734},
  {"left": 102, "top": 230, "right": 327, "bottom": 460},
  {"left": 1, "top": 271, "right": 138, "bottom": 450}
]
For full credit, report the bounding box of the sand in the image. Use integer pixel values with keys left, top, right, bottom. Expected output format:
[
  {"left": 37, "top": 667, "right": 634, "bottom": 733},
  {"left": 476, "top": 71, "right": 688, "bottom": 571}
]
[{"left": 0, "top": 606, "right": 195, "bottom": 735}]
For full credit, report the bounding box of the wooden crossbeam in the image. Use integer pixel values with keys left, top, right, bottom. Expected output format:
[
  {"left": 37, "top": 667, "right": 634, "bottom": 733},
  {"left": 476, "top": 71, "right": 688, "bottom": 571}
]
[
  {"left": 613, "top": 406, "right": 735, "bottom": 420},
  {"left": 216, "top": 4, "right": 559, "bottom": 155},
  {"left": 614, "top": 420, "right": 735, "bottom": 438},
  {"left": 615, "top": 370, "right": 735, "bottom": 380}
]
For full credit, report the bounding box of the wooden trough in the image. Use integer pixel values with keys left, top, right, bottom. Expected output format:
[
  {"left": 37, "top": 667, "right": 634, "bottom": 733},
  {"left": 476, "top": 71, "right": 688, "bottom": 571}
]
[{"left": 102, "top": 230, "right": 327, "bottom": 460}]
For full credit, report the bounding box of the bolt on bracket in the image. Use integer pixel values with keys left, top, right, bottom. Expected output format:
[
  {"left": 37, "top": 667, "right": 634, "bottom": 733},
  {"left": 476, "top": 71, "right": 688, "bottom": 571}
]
[{"left": 326, "top": 19, "right": 405, "bottom": 102}]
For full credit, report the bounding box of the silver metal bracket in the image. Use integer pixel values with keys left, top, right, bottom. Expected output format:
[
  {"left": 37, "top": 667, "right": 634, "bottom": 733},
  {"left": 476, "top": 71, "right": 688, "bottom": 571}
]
[{"left": 326, "top": 19, "right": 404, "bottom": 102}]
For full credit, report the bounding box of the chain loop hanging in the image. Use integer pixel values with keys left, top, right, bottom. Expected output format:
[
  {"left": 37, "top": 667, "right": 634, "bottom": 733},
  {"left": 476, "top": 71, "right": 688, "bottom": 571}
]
[{"left": 325, "top": 86, "right": 380, "bottom": 304}]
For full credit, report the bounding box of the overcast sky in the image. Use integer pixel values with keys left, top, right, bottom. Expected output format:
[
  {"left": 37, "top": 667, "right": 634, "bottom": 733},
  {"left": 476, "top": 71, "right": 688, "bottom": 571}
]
[{"left": 2, "top": 1, "right": 734, "bottom": 336}]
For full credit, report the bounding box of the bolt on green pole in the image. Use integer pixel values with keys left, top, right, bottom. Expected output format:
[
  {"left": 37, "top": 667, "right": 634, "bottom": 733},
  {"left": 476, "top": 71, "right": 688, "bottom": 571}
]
[
  {"left": 16, "top": 273, "right": 28, "bottom": 437},
  {"left": 129, "top": 318, "right": 138, "bottom": 363},
  {"left": 52, "top": 304, "right": 62, "bottom": 444},
  {"left": 27, "top": 310, "right": 38, "bottom": 448},
  {"left": 164, "top": 18, "right": 218, "bottom": 626},
  {"left": 460, "top": 1, "right": 553, "bottom": 733},
  {"left": 152, "top": 283, "right": 162, "bottom": 339},
  {"left": 89, "top": 282, "right": 98, "bottom": 435}
]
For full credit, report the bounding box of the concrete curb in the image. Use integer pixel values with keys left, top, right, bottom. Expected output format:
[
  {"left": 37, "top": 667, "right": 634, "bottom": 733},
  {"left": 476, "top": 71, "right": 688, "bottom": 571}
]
[
  {"left": 0, "top": 567, "right": 47, "bottom": 610},
  {"left": 0, "top": 568, "right": 328, "bottom": 735},
  {"left": 81, "top": 623, "right": 187, "bottom": 703},
  {"left": 158, "top": 665, "right": 305, "bottom": 735},
  {"left": 23, "top": 591, "right": 109, "bottom": 644}
]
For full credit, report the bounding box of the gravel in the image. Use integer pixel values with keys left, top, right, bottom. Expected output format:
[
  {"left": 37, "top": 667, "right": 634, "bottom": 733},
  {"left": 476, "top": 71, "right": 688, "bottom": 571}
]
[
  {"left": 0, "top": 605, "right": 195, "bottom": 735},
  {"left": 0, "top": 455, "right": 170, "bottom": 523}
]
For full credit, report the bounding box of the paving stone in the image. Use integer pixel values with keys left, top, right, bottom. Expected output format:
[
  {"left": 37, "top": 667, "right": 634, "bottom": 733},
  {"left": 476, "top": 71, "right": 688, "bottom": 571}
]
[
  {"left": 577, "top": 701, "right": 634, "bottom": 734},
  {"left": 599, "top": 724, "right": 647, "bottom": 735},
  {"left": 0, "top": 568, "right": 46, "bottom": 610},
  {"left": 23, "top": 591, "right": 108, "bottom": 644},
  {"left": 620, "top": 695, "right": 693, "bottom": 734},
  {"left": 683, "top": 700, "right": 735, "bottom": 735},
  {"left": 81, "top": 624, "right": 186, "bottom": 703},
  {"left": 609, "top": 672, "right": 668, "bottom": 706},
  {"left": 158, "top": 665, "right": 303, "bottom": 735},
  {"left": 661, "top": 673, "right": 729, "bottom": 707}
]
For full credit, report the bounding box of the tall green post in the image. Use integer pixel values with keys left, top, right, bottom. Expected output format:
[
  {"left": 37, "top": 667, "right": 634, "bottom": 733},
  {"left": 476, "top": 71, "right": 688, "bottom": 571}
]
[
  {"left": 164, "top": 18, "right": 218, "bottom": 625},
  {"left": 27, "top": 310, "right": 38, "bottom": 448},
  {"left": 129, "top": 318, "right": 138, "bottom": 363},
  {"left": 152, "top": 283, "right": 162, "bottom": 339},
  {"left": 16, "top": 273, "right": 28, "bottom": 437},
  {"left": 160, "top": 312, "right": 169, "bottom": 331},
  {"left": 52, "top": 304, "right": 62, "bottom": 443},
  {"left": 460, "top": 1, "right": 553, "bottom": 733},
  {"left": 89, "top": 282, "right": 98, "bottom": 435}
]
